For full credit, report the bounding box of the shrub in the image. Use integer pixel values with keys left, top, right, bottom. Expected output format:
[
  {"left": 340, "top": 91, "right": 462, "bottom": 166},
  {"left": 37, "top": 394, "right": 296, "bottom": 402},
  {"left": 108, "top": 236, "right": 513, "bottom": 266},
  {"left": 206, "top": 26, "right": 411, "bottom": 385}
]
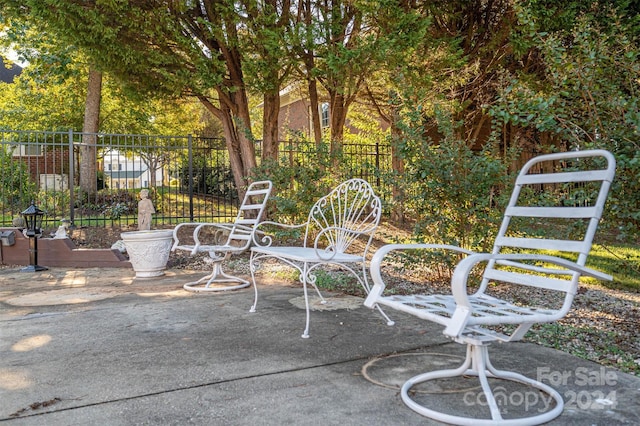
[{"left": 0, "top": 146, "right": 37, "bottom": 211}]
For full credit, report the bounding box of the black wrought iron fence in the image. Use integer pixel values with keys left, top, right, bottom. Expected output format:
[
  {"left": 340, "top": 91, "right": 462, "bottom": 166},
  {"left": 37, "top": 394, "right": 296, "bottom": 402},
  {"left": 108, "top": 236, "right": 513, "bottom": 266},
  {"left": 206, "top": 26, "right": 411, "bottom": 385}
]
[
  {"left": 0, "top": 130, "right": 236, "bottom": 229},
  {"left": 0, "top": 130, "right": 393, "bottom": 230}
]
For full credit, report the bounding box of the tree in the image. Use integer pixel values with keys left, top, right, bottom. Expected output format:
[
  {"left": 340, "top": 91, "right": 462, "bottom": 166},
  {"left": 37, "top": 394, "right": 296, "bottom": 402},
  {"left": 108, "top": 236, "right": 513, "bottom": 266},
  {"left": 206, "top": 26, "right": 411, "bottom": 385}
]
[
  {"left": 295, "top": 0, "right": 384, "bottom": 156},
  {"left": 0, "top": 16, "right": 86, "bottom": 130},
  {"left": 80, "top": 67, "right": 102, "bottom": 197},
  {"left": 2, "top": 1, "right": 307, "bottom": 194},
  {"left": 0, "top": 1, "right": 245, "bottom": 193},
  {"left": 489, "top": 1, "right": 640, "bottom": 237},
  {"left": 1, "top": 7, "right": 106, "bottom": 196},
  {"left": 240, "top": 0, "right": 295, "bottom": 160}
]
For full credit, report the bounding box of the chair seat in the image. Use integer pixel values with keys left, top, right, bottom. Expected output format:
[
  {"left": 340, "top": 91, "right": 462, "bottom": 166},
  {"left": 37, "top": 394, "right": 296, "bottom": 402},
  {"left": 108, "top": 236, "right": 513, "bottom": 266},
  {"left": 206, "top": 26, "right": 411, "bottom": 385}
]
[
  {"left": 375, "top": 293, "right": 558, "bottom": 340},
  {"left": 175, "top": 243, "right": 247, "bottom": 255},
  {"left": 251, "top": 246, "right": 363, "bottom": 263}
]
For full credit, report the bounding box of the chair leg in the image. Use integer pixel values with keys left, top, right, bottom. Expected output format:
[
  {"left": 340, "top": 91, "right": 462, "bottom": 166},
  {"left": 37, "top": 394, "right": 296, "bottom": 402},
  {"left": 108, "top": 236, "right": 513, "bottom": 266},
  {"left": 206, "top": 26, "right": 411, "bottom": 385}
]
[
  {"left": 249, "top": 256, "right": 259, "bottom": 313},
  {"left": 301, "top": 278, "right": 311, "bottom": 339},
  {"left": 307, "top": 278, "right": 327, "bottom": 305},
  {"left": 375, "top": 304, "right": 395, "bottom": 326},
  {"left": 361, "top": 268, "right": 394, "bottom": 326},
  {"left": 400, "top": 343, "right": 564, "bottom": 425},
  {"left": 183, "top": 261, "right": 250, "bottom": 292}
]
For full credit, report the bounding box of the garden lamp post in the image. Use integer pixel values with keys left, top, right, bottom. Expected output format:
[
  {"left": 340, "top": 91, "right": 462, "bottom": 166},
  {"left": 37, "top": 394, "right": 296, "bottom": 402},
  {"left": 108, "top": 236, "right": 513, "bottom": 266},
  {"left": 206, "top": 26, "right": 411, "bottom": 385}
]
[{"left": 21, "top": 201, "right": 48, "bottom": 272}]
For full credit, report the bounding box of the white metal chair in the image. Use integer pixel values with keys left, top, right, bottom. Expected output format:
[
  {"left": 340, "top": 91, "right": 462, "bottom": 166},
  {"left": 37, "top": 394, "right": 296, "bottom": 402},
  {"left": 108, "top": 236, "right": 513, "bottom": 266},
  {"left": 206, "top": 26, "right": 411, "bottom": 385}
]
[
  {"left": 171, "top": 180, "right": 272, "bottom": 292},
  {"left": 250, "top": 178, "right": 393, "bottom": 338},
  {"left": 364, "top": 150, "right": 616, "bottom": 425}
]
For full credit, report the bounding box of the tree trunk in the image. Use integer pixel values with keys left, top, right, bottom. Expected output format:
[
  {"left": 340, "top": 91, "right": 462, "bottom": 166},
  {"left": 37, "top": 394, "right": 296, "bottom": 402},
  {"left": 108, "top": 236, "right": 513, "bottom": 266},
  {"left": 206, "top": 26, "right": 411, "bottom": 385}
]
[
  {"left": 199, "top": 90, "right": 256, "bottom": 205},
  {"left": 390, "top": 109, "right": 406, "bottom": 224},
  {"left": 262, "top": 90, "right": 280, "bottom": 161},
  {"left": 307, "top": 70, "right": 322, "bottom": 147},
  {"left": 79, "top": 67, "right": 102, "bottom": 199},
  {"left": 232, "top": 89, "right": 258, "bottom": 178},
  {"left": 203, "top": 95, "right": 246, "bottom": 194},
  {"left": 329, "top": 91, "right": 347, "bottom": 163}
]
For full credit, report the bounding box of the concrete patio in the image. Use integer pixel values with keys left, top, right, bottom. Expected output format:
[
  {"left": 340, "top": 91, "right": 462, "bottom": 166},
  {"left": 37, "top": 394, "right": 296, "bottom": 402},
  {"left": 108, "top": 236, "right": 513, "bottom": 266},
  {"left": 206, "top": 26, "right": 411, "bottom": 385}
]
[{"left": 1, "top": 267, "right": 639, "bottom": 425}]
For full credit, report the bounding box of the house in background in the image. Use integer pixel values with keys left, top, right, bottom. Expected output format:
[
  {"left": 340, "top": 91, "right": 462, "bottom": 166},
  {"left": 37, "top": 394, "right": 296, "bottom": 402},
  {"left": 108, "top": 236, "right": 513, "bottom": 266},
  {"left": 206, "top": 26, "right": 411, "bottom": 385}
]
[
  {"left": 270, "top": 85, "right": 388, "bottom": 141},
  {"left": 2, "top": 140, "right": 69, "bottom": 192},
  {"left": 102, "top": 150, "right": 163, "bottom": 190},
  {"left": 275, "top": 86, "right": 329, "bottom": 140}
]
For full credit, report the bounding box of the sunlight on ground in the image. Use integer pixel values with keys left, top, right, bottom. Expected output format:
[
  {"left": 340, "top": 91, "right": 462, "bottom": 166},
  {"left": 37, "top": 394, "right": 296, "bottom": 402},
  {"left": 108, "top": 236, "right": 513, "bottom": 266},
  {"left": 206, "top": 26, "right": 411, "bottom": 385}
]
[
  {"left": 60, "top": 271, "right": 90, "bottom": 287},
  {"left": 11, "top": 334, "right": 52, "bottom": 352},
  {"left": 4, "top": 290, "right": 113, "bottom": 306},
  {"left": 135, "top": 290, "right": 187, "bottom": 298},
  {"left": 0, "top": 368, "right": 32, "bottom": 390}
]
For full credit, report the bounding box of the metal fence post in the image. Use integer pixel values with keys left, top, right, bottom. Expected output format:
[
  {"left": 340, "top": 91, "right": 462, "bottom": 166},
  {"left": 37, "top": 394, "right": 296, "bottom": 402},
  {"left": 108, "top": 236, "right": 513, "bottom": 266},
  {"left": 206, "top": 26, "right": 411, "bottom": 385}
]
[
  {"left": 188, "top": 134, "right": 194, "bottom": 221},
  {"left": 68, "top": 129, "right": 75, "bottom": 227},
  {"left": 375, "top": 141, "right": 381, "bottom": 187}
]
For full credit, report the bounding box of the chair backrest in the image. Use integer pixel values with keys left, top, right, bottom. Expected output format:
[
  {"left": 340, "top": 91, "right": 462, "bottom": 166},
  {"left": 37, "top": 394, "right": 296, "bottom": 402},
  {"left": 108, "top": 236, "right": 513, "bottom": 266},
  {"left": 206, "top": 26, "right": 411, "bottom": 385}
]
[
  {"left": 305, "top": 178, "right": 382, "bottom": 254},
  {"left": 479, "top": 150, "right": 615, "bottom": 307},
  {"left": 226, "top": 180, "right": 272, "bottom": 248}
]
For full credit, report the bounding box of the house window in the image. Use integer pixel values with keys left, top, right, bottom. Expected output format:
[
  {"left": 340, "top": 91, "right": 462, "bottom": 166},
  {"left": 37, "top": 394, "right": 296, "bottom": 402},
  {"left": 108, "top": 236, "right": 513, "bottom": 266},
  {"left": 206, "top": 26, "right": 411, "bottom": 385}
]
[
  {"left": 23, "top": 144, "right": 42, "bottom": 156},
  {"left": 11, "top": 144, "right": 42, "bottom": 157},
  {"left": 320, "top": 103, "right": 330, "bottom": 128}
]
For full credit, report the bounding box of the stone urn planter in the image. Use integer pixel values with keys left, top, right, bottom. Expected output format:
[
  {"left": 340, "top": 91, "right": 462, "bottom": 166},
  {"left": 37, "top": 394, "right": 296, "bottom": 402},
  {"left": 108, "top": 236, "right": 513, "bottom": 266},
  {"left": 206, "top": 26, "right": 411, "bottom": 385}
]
[{"left": 120, "top": 229, "right": 173, "bottom": 278}]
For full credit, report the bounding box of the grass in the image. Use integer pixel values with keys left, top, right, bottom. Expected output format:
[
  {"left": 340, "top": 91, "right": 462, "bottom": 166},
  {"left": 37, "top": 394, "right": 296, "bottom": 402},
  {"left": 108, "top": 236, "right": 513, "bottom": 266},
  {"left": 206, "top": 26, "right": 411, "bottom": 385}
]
[
  {"left": 528, "top": 323, "right": 640, "bottom": 376},
  {"left": 586, "top": 243, "right": 640, "bottom": 292}
]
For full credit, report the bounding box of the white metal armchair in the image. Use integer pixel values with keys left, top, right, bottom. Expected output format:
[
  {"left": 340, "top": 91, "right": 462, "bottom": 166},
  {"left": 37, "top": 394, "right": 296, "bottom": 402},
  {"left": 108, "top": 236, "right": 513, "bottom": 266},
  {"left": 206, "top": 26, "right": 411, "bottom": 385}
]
[
  {"left": 250, "top": 178, "right": 393, "bottom": 338},
  {"left": 364, "top": 150, "right": 616, "bottom": 425},
  {"left": 171, "top": 180, "right": 272, "bottom": 292}
]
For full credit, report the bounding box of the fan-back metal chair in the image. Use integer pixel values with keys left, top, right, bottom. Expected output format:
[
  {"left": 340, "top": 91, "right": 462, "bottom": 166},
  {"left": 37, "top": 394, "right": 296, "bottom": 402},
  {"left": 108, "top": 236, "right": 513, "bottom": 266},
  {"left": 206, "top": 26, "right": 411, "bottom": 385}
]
[
  {"left": 364, "top": 150, "right": 616, "bottom": 425},
  {"left": 171, "top": 180, "right": 272, "bottom": 292},
  {"left": 250, "top": 178, "right": 393, "bottom": 338}
]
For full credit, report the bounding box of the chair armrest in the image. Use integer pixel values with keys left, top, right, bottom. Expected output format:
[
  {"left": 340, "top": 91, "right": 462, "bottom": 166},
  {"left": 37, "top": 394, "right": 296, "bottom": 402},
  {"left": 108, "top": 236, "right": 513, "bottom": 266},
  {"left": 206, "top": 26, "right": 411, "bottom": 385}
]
[
  {"left": 172, "top": 222, "right": 242, "bottom": 255},
  {"left": 364, "top": 243, "right": 475, "bottom": 308},
  {"left": 251, "top": 220, "right": 307, "bottom": 247},
  {"left": 171, "top": 222, "right": 200, "bottom": 252}
]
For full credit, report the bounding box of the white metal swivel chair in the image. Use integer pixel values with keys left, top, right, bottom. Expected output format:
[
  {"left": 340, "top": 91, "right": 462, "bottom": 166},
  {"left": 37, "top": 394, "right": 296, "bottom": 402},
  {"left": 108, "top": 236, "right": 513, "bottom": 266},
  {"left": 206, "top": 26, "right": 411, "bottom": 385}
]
[
  {"left": 172, "top": 180, "right": 272, "bottom": 292},
  {"left": 364, "top": 150, "right": 616, "bottom": 425},
  {"left": 250, "top": 178, "right": 393, "bottom": 338}
]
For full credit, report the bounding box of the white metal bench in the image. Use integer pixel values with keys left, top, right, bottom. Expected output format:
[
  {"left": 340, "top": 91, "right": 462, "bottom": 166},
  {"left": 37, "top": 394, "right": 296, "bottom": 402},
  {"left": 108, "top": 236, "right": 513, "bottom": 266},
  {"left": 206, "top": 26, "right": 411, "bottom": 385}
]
[
  {"left": 364, "top": 150, "right": 616, "bottom": 425},
  {"left": 249, "top": 178, "right": 393, "bottom": 338},
  {"left": 171, "top": 180, "right": 272, "bottom": 292}
]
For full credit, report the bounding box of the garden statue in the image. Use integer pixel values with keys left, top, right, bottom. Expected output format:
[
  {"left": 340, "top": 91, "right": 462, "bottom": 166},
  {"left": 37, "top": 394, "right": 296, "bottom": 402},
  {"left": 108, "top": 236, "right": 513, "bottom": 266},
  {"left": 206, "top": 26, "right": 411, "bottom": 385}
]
[
  {"left": 137, "top": 189, "right": 155, "bottom": 231},
  {"left": 53, "top": 219, "right": 70, "bottom": 239}
]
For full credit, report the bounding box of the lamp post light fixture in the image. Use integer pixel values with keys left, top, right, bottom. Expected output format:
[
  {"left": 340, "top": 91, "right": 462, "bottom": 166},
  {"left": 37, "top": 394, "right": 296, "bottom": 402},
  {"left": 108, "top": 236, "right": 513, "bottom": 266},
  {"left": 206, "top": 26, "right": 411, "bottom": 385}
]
[{"left": 21, "top": 201, "right": 48, "bottom": 272}]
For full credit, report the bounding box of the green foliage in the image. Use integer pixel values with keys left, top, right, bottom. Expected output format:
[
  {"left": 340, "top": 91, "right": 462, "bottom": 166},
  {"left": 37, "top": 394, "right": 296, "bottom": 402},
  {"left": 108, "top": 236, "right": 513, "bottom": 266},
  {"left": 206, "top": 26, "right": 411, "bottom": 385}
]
[
  {"left": 0, "top": 67, "right": 86, "bottom": 131},
  {"left": 393, "top": 107, "right": 513, "bottom": 252},
  {"left": 313, "top": 269, "right": 363, "bottom": 296},
  {"left": 101, "top": 202, "right": 130, "bottom": 220},
  {"left": 36, "top": 189, "right": 70, "bottom": 220},
  {"left": 0, "top": 3, "right": 210, "bottom": 135},
  {"left": 77, "top": 189, "right": 137, "bottom": 220},
  {"left": 0, "top": 58, "right": 208, "bottom": 134},
  {"left": 490, "top": 4, "right": 640, "bottom": 240},
  {"left": 0, "top": 146, "right": 36, "bottom": 210},
  {"left": 252, "top": 138, "right": 351, "bottom": 224},
  {"left": 530, "top": 322, "right": 640, "bottom": 376}
]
